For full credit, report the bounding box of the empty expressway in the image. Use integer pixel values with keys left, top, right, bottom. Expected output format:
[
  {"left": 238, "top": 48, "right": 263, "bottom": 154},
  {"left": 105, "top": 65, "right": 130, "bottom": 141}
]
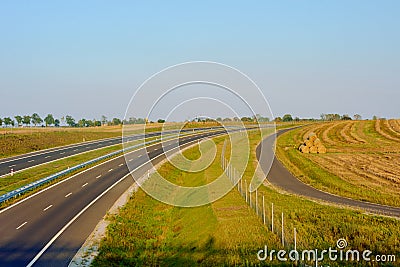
[{"left": 0, "top": 129, "right": 227, "bottom": 267}]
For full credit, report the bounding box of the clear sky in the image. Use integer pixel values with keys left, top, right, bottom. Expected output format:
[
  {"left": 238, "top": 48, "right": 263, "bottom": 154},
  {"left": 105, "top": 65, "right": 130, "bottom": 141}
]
[{"left": 1, "top": 1, "right": 399, "bottom": 121}]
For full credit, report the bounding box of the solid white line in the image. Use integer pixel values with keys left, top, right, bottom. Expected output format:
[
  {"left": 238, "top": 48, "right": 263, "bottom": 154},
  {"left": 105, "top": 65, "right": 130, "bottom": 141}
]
[
  {"left": 82, "top": 183, "right": 88, "bottom": 188},
  {"left": 96, "top": 175, "right": 102, "bottom": 179},
  {"left": 108, "top": 169, "right": 113, "bottom": 172},
  {"left": 16, "top": 222, "right": 27, "bottom": 230},
  {"left": 43, "top": 205, "right": 53, "bottom": 211},
  {"left": 119, "top": 163, "right": 124, "bottom": 167},
  {"left": 65, "top": 193, "right": 72, "bottom": 198}
]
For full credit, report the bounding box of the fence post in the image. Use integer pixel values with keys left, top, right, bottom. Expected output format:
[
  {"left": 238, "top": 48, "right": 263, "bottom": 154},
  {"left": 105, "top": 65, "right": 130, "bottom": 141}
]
[
  {"left": 294, "top": 227, "right": 297, "bottom": 251},
  {"left": 245, "top": 180, "right": 248, "bottom": 203},
  {"left": 281, "top": 212, "right": 284, "bottom": 247},
  {"left": 262, "top": 194, "right": 266, "bottom": 225},
  {"left": 271, "top": 203, "right": 274, "bottom": 233},
  {"left": 255, "top": 189, "right": 258, "bottom": 216}
]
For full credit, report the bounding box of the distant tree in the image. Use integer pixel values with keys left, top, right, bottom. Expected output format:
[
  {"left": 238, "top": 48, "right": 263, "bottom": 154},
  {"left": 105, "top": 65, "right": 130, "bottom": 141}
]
[
  {"left": 111, "top": 118, "right": 122, "bottom": 125},
  {"left": 94, "top": 120, "right": 102, "bottom": 127},
  {"left": 294, "top": 117, "right": 300, "bottom": 122},
  {"left": 0, "top": 118, "right": 2, "bottom": 127},
  {"left": 282, "top": 114, "right": 293, "bottom": 122},
  {"left": 54, "top": 119, "right": 60, "bottom": 127},
  {"left": 157, "top": 119, "right": 165, "bottom": 123},
  {"left": 241, "top": 117, "right": 252, "bottom": 122},
  {"left": 78, "top": 119, "right": 87, "bottom": 127},
  {"left": 3, "top": 117, "right": 13, "bottom": 127},
  {"left": 274, "top": 117, "right": 282, "bottom": 122},
  {"left": 31, "top": 113, "right": 43, "bottom": 126},
  {"left": 44, "top": 114, "right": 55, "bottom": 127},
  {"left": 216, "top": 117, "right": 222, "bottom": 122},
  {"left": 353, "top": 114, "right": 362, "bottom": 120},
  {"left": 101, "top": 115, "right": 107, "bottom": 126},
  {"left": 15, "top": 115, "right": 23, "bottom": 127},
  {"left": 65, "top": 115, "right": 76, "bottom": 127},
  {"left": 23, "top": 115, "right": 31, "bottom": 126},
  {"left": 372, "top": 115, "right": 378, "bottom": 120},
  {"left": 233, "top": 117, "right": 240, "bottom": 122},
  {"left": 341, "top": 114, "right": 352, "bottom": 120},
  {"left": 223, "top": 117, "right": 232, "bottom": 122},
  {"left": 60, "top": 116, "right": 65, "bottom": 126}
]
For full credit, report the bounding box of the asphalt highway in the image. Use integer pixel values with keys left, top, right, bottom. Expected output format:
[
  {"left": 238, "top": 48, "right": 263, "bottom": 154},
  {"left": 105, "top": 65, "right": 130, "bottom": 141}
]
[
  {"left": 0, "top": 127, "right": 219, "bottom": 178},
  {"left": 0, "top": 129, "right": 227, "bottom": 267},
  {"left": 256, "top": 128, "right": 400, "bottom": 217}
]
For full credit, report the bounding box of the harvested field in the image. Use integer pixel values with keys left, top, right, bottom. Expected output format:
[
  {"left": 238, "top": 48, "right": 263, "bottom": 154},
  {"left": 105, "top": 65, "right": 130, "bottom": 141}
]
[{"left": 277, "top": 120, "right": 400, "bottom": 206}]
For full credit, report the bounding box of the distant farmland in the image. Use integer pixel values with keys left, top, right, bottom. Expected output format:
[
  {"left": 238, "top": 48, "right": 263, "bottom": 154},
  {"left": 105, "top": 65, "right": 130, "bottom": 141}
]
[{"left": 276, "top": 119, "right": 400, "bottom": 207}]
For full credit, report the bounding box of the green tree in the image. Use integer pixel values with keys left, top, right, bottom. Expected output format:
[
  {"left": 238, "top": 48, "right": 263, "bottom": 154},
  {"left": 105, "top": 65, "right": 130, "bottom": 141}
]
[
  {"left": 54, "top": 119, "right": 60, "bottom": 127},
  {"left": 65, "top": 115, "right": 76, "bottom": 127},
  {"left": 353, "top": 114, "right": 362, "bottom": 120},
  {"left": 44, "top": 114, "right": 55, "bottom": 127},
  {"left": 0, "top": 118, "right": 3, "bottom": 127},
  {"left": 111, "top": 118, "right": 122, "bottom": 125},
  {"left": 101, "top": 115, "right": 107, "bottom": 126},
  {"left": 3, "top": 117, "right": 13, "bottom": 127},
  {"left": 282, "top": 114, "right": 293, "bottom": 122},
  {"left": 15, "top": 115, "right": 23, "bottom": 127},
  {"left": 23, "top": 115, "right": 31, "bottom": 126},
  {"left": 157, "top": 119, "right": 165, "bottom": 123},
  {"left": 31, "top": 113, "right": 43, "bottom": 126}
]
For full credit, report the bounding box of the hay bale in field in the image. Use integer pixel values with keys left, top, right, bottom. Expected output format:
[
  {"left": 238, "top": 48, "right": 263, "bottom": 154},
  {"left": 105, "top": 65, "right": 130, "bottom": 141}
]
[
  {"left": 317, "top": 145, "right": 327, "bottom": 154},
  {"left": 307, "top": 132, "right": 317, "bottom": 142},
  {"left": 309, "top": 146, "right": 318, "bottom": 154},
  {"left": 313, "top": 138, "right": 322, "bottom": 146},
  {"left": 305, "top": 139, "right": 314, "bottom": 147},
  {"left": 300, "top": 145, "right": 310, "bottom": 153}
]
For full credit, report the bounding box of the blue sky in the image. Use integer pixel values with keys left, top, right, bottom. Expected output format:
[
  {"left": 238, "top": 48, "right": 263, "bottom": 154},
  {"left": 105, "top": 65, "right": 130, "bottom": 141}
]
[{"left": 1, "top": 1, "right": 399, "bottom": 121}]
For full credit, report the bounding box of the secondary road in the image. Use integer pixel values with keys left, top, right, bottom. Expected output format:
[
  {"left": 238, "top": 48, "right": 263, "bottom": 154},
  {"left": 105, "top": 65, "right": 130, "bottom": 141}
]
[
  {"left": 0, "top": 127, "right": 219, "bottom": 178},
  {"left": 256, "top": 128, "right": 400, "bottom": 217},
  {"left": 0, "top": 129, "right": 228, "bottom": 266}
]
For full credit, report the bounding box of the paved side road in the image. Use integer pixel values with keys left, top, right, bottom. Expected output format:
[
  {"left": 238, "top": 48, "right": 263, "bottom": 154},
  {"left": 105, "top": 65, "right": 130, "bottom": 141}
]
[{"left": 256, "top": 128, "right": 400, "bottom": 218}]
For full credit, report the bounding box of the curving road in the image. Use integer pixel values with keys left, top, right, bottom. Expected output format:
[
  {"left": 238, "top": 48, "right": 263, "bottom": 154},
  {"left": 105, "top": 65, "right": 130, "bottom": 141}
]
[
  {"left": 256, "top": 128, "right": 400, "bottom": 218},
  {"left": 0, "top": 129, "right": 229, "bottom": 267}
]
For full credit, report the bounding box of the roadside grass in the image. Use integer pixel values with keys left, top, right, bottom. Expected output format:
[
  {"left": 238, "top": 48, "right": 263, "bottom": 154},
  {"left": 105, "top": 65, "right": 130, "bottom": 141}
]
[
  {"left": 276, "top": 121, "right": 400, "bottom": 207},
  {"left": 92, "top": 128, "right": 399, "bottom": 266}
]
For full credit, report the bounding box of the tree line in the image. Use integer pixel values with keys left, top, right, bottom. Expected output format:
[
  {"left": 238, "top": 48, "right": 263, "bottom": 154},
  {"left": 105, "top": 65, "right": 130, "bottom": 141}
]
[{"left": 0, "top": 114, "right": 127, "bottom": 128}]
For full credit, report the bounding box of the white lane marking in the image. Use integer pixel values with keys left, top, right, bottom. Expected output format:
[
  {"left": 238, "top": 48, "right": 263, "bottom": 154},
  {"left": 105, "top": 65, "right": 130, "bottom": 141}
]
[
  {"left": 137, "top": 155, "right": 142, "bottom": 157},
  {"left": 65, "top": 192, "right": 72, "bottom": 198},
  {"left": 128, "top": 159, "right": 133, "bottom": 162},
  {"left": 45, "top": 156, "right": 51, "bottom": 159},
  {"left": 96, "top": 175, "right": 102, "bottom": 179},
  {"left": 9, "top": 164, "right": 16, "bottom": 168},
  {"left": 16, "top": 222, "right": 27, "bottom": 230},
  {"left": 43, "top": 205, "right": 53, "bottom": 211},
  {"left": 28, "top": 160, "right": 35, "bottom": 163},
  {"left": 60, "top": 152, "right": 65, "bottom": 155},
  {"left": 153, "top": 148, "right": 158, "bottom": 151},
  {"left": 82, "top": 183, "right": 88, "bottom": 188},
  {"left": 86, "top": 146, "right": 91, "bottom": 149},
  {"left": 73, "top": 149, "right": 78, "bottom": 152},
  {"left": 119, "top": 163, "right": 124, "bottom": 167},
  {"left": 108, "top": 168, "right": 113, "bottom": 172}
]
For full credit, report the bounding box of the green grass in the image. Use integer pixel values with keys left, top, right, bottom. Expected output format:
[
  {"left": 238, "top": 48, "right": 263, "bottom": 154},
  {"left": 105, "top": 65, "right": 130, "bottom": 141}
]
[{"left": 92, "top": 129, "right": 400, "bottom": 266}]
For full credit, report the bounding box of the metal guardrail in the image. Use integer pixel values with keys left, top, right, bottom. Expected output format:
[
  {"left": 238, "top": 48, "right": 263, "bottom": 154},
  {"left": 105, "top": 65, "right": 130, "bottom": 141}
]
[{"left": 0, "top": 139, "right": 160, "bottom": 204}]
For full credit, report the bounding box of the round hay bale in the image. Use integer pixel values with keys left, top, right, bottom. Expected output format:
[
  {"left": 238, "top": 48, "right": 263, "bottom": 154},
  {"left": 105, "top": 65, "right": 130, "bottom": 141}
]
[
  {"left": 313, "top": 138, "right": 322, "bottom": 146},
  {"left": 317, "top": 145, "right": 327, "bottom": 154},
  {"left": 307, "top": 132, "right": 317, "bottom": 142},
  {"left": 305, "top": 139, "right": 314, "bottom": 147},
  {"left": 301, "top": 146, "right": 310, "bottom": 153},
  {"left": 309, "top": 146, "right": 318, "bottom": 154}
]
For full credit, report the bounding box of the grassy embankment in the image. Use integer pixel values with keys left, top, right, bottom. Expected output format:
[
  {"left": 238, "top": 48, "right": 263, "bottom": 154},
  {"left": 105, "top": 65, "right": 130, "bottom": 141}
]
[
  {"left": 276, "top": 120, "right": 400, "bottom": 207},
  {"left": 92, "top": 128, "right": 399, "bottom": 266}
]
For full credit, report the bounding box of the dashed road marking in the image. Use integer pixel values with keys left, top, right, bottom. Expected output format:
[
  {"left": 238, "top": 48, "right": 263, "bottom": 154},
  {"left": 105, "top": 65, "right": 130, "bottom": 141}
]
[
  {"left": 16, "top": 222, "right": 27, "bottom": 230},
  {"left": 96, "top": 175, "right": 102, "bottom": 179},
  {"left": 65, "top": 193, "right": 72, "bottom": 198},
  {"left": 119, "top": 163, "right": 124, "bottom": 167},
  {"left": 82, "top": 183, "right": 88, "bottom": 188},
  {"left": 43, "top": 205, "right": 53, "bottom": 211},
  {"left": 45, "top": 156, "right": 51, "bottom": 159},
  {"left": 28, "top": 160, "right": 35, "bottom": 163},
  {"left": 108, "top": 169, "right": 113, "bottom": 172},
  {"left": 9, "top": 164, "right": 16, "bottom": 168}
]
